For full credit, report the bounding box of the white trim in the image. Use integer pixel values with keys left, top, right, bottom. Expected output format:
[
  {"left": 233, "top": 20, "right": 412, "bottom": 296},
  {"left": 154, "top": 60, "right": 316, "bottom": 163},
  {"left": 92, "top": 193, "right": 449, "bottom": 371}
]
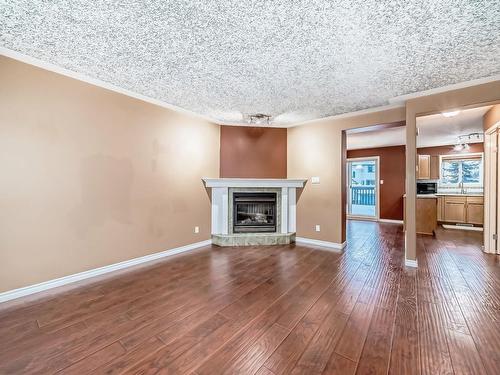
[
  {"left": 484, "top": 121, "right": 499, "bottom": 254},
  {"left": 379, "top": 219, "right": 404, "bottom": 224},
  {"left": 202, "top": 178, "right": 307, "bottom": 188},
  {"left": 389, "top": 75, "right": 500, "bottom": 104},
  {"left": 0, "top": 47, "right": 238, "bottom": 125},
  {"left": 281, "top": 187, "right": 289, "bottom": 234},
  {"left": 288, "top": 103, "right": 405, "bottom": 128},
  {"left": 0, "top": 240, "right": 211, "bottom": 304},
  {"left": 296, "top": 237, "right": 346, "bottom": 251},
  {"left": 404, "top": 259, "right": 418, "bottom": 268},
  {"left": 442, "top": 224, "right": 484, "bottom": 232}
]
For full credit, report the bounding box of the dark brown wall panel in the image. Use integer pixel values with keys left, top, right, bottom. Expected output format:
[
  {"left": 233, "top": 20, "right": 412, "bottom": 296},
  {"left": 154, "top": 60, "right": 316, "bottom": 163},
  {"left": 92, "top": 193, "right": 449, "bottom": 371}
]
[
  {"left": 347, "top": 143, "right": 484, "bottom": 221},
  {"left": 220, "top": 126, "right": 287, "bottom": 178},
  {"left": 417, "top": 143, "right": 483, "bottom": 156},
  {"left": 347, "top": 146, "right": 406, "bottom": 221}
]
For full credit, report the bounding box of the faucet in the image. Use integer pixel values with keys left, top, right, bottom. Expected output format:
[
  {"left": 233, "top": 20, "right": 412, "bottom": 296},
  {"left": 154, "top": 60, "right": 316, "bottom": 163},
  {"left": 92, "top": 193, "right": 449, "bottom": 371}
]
[{"left": 459, "top": 182, "right": 466, "bottom": 194}]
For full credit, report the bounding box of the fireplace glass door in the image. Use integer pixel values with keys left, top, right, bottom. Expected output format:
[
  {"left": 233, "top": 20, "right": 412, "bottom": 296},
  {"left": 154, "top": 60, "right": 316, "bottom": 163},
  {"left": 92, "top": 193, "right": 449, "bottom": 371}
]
[{"left": 233, "top": 192, "right": 277, "bottom": 233}]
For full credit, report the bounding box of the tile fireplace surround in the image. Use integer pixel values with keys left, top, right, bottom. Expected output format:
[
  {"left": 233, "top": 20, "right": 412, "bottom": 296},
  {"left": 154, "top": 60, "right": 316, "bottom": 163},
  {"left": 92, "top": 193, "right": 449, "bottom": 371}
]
[{"left": 202, "top": 178, "right": 307, "bottom": 246}]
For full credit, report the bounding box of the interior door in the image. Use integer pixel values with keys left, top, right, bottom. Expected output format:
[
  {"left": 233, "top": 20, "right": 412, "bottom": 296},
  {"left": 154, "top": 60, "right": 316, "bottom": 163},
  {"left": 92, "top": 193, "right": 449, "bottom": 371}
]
[{"left": 347, "top": 157, "right": 379, "bottom": 219}]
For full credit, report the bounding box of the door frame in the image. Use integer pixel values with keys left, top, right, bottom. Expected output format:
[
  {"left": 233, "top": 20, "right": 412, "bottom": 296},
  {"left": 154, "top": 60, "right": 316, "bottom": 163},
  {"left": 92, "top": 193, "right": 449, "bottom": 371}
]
[
  {"left": 484, "top": 121, "right": 500, "bottom": 254},
  {"left": 346, "top": 156, "right": 380, "bottom": 221}
]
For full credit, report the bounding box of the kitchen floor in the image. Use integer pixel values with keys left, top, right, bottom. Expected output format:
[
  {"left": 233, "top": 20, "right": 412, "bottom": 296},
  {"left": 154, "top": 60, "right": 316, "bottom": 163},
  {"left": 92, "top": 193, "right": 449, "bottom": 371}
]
[{"left": 0, "top": 221, "right": 498, "bottom": 374}]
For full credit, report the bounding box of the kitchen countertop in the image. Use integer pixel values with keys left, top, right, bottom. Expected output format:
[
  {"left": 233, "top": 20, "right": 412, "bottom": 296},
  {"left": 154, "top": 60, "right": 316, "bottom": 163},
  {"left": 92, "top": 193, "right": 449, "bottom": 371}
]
[
  {"left": 404, "top": 193, "right": 484, "bottom": 198},
  {"left": 417, "top": 194, "right": 437, "bottom": 199},
  {"left": 435, "top": 193, "right": 484, "bottom": 197}
]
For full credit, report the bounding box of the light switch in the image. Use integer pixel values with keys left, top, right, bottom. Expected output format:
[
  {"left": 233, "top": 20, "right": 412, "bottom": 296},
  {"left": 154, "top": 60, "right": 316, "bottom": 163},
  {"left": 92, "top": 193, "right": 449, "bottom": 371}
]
[
  {"left": 311, "top": 176, "right": 320, "bottom": 184},
  {"left": 315, "top": 225, "right": 321, "bottom": 232}
]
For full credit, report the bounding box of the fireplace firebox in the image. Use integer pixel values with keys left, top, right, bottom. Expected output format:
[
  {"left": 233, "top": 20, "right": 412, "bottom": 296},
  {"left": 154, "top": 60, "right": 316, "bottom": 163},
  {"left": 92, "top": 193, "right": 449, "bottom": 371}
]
[{"left": 233, "top": 192, "right": 277, "bottom": 233}]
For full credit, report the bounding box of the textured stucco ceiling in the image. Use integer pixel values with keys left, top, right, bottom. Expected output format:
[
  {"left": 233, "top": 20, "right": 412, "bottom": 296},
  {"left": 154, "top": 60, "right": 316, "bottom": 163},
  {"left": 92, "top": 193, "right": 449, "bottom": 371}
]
[{"left": 1, "top": 1, "right": 499, "bottom": 125}]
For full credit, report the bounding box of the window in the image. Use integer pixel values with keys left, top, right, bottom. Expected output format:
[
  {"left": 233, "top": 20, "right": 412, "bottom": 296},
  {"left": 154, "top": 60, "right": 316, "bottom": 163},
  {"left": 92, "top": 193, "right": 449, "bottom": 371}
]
[{"left": 440, "top": 154, "right": 483, "bottom": 187}]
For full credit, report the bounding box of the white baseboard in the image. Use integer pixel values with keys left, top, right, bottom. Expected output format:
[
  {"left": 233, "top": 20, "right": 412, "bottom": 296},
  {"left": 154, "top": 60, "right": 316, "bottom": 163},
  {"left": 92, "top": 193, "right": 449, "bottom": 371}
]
[
  {"left": 442, "top": 224, "right": 483, "bottom": 232},
  {"left": 0, "top": 239, "right": 211, "bottom": 304},
  {"left": 405, "top": 258, "right": 418, "bottom": 268},
  {"left": 296, "top": 237, "right": 346, "bottom": 251},
  {"left": 379, "top": 219, "right": 404, "bottom": 225}
]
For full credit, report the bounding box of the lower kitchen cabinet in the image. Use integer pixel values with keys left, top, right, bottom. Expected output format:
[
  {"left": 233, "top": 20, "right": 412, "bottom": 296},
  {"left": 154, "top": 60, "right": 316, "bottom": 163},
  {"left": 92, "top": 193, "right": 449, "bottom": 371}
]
[
  {"left": 466, "top": 196, "right": 484, "bottom": 225},
  {"left": 437, "top": 195, "right": 483, "bottom": 225}
]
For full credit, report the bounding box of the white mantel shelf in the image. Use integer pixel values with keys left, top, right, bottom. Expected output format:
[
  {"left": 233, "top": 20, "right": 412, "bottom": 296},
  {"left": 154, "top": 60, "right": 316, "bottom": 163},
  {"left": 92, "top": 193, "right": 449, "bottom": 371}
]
[{"left": 202, "top": 178, "right": 307, "bottom": 188}]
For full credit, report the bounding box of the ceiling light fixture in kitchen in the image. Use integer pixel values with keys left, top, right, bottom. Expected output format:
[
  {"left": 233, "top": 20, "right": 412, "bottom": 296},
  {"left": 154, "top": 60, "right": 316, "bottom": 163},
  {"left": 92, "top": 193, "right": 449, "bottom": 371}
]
[
  {"left": 453, "top": 133, "right": 482, "bottom": 151},
  {"left": 442, "top": 110, "right": 461, "bottom": 118}
]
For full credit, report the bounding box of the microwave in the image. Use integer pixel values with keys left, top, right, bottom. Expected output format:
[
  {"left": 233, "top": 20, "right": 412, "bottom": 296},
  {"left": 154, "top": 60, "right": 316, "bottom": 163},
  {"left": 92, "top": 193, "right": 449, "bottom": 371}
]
[{"left": 417, "top": 182, "right": 437, "bottom": 195}]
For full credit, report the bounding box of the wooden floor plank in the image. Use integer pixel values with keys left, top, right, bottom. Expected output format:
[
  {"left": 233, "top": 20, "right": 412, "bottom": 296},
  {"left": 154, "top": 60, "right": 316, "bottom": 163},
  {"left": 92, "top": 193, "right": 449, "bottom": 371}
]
[{"left": 0, "top": 222, "right": 497, "bottom": 375}]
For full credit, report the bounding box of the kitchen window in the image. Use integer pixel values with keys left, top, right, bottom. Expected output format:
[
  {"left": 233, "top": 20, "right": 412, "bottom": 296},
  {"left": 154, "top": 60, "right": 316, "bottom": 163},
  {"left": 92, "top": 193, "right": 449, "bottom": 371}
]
[{"left": 439, "top": 153, "right": 483, "bottom": 188}]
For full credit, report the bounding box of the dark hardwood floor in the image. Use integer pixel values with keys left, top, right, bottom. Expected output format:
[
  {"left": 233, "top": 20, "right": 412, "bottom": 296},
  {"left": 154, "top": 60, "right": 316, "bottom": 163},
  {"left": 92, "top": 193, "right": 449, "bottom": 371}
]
[{"left": 1, "top": 221, "right": 499, "bottom": 374}]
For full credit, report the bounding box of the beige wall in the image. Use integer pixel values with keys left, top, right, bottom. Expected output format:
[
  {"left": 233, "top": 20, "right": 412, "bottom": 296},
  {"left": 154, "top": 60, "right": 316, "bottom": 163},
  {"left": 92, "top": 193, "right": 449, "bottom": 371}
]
[
  {"left": 287, "top": 107, "right": 406, "bottom": 244},
  {"left": 289, "top": 80, "right": 500, "bottom": 257},
  {"left": 0, "top": 56, "right": 220, "bottom": 292}
]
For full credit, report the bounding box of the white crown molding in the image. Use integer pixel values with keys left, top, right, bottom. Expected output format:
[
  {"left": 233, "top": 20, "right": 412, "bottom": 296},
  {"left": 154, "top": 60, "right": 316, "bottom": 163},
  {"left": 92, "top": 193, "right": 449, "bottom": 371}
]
[
  {"left": 296, "top": 237, "right": 346, "bottom": 251},
  {"left": 0, "top": 47, "right": 243, "bottom": 125},
  {"left": 0, "top": 239, "right": 211, "bottom": 304},
  {"left": 379, "top": 219, "right": 404, "bottom": 225},
  {"left": 404, "top": 258, "right": 418, "bottom": 268},
  {"left": 389, "top": 75, "right": 500, "bottom": 104}
]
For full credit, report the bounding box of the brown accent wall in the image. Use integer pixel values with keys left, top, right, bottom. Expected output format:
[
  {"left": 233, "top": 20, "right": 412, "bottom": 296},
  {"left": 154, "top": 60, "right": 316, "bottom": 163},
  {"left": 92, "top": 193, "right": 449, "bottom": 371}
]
[
  {"left": 347, "top": 146, "right": 406, "bottom": 221},
  {"left": 418, "top": 143, "right": 484, "bottom": 156},
  {"left": 484, "top": 104, "right": 500, "bottom": 130},
  {"left": 220, "top": 126, "right": 287, "bottom": 178},
  {"left": 346, "top": 143, "right": 484, "bottom": 221},
  {"left": 0, "top": 56, "right": 220, "bottom": 293}
]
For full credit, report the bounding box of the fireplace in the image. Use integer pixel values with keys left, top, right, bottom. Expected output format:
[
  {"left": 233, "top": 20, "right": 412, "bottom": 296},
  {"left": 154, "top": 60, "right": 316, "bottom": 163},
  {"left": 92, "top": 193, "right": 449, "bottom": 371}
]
[{"left": 233, "top": 192, "right": 277, "bottom": 233}]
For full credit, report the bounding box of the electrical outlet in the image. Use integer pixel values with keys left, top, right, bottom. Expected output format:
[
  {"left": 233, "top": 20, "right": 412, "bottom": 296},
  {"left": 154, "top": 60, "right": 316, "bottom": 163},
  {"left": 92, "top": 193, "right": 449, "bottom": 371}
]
[
  {"left": 194, "top": 226, "right": 199, "bottom": 234},
  {"left": 380, "top": 179, "right": 384, "bottom": 184},
  {"left": 311, "top": 176, "right": 320, "bottom": 184},
  {"left": 315, "top": 225, "right": 321, "bottom": 232}
]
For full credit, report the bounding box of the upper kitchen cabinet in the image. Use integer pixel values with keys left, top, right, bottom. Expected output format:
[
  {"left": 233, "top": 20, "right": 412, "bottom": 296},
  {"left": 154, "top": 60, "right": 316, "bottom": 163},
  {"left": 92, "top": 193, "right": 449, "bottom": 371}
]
[
  {"left": 430, "top": 156, "right": 440, "bottom": 179},
  {"left": 417, "top": 154, "right": 431, "bottom": 179},
  {"left": 417, "top": 154, "right": 440, "bottom": 180}
]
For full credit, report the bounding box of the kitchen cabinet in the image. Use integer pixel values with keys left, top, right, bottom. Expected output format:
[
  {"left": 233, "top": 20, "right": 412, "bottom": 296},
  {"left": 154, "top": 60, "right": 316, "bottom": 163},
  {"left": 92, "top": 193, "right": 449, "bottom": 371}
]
[
  {"left": 416, "top": 197, "right": 437, "bottom": 235},
  {"left": 437, "top": 195, "right": 484, "bottom": 225},
  {"left": 444, "top": 197, "right": 467, "bottom": 223},
  {"left": 417, "top": 155, "right": 431, "bottom": 180},
  {"left": 466, "top": 196, "right": 484, "bottom": 225},
  {"left": 430, "top": 156, "right": 440, "bottom": 180}
]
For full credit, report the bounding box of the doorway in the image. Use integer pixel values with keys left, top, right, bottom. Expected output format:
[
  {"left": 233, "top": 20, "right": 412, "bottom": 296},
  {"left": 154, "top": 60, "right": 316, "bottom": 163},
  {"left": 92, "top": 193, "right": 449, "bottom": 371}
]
[{"left": 347, "top": 157, "right": 380, "bottom": 220}]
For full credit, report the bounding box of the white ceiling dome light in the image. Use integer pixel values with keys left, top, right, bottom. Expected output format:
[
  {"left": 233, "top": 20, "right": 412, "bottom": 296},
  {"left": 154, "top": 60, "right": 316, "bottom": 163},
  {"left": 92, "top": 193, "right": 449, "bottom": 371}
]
[{"left": 442, "top": 110, "right": 461, "bottom": 118}]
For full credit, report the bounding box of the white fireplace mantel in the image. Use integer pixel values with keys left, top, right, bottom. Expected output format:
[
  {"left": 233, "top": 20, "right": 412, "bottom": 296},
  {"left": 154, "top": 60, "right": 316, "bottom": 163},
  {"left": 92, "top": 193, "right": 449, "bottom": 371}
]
[
  {"left": 202, "top": 178, "right": 307, "bottom": 236},
  {"left": 202, "top": 178, "right": 307, "bottom": 188}
]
